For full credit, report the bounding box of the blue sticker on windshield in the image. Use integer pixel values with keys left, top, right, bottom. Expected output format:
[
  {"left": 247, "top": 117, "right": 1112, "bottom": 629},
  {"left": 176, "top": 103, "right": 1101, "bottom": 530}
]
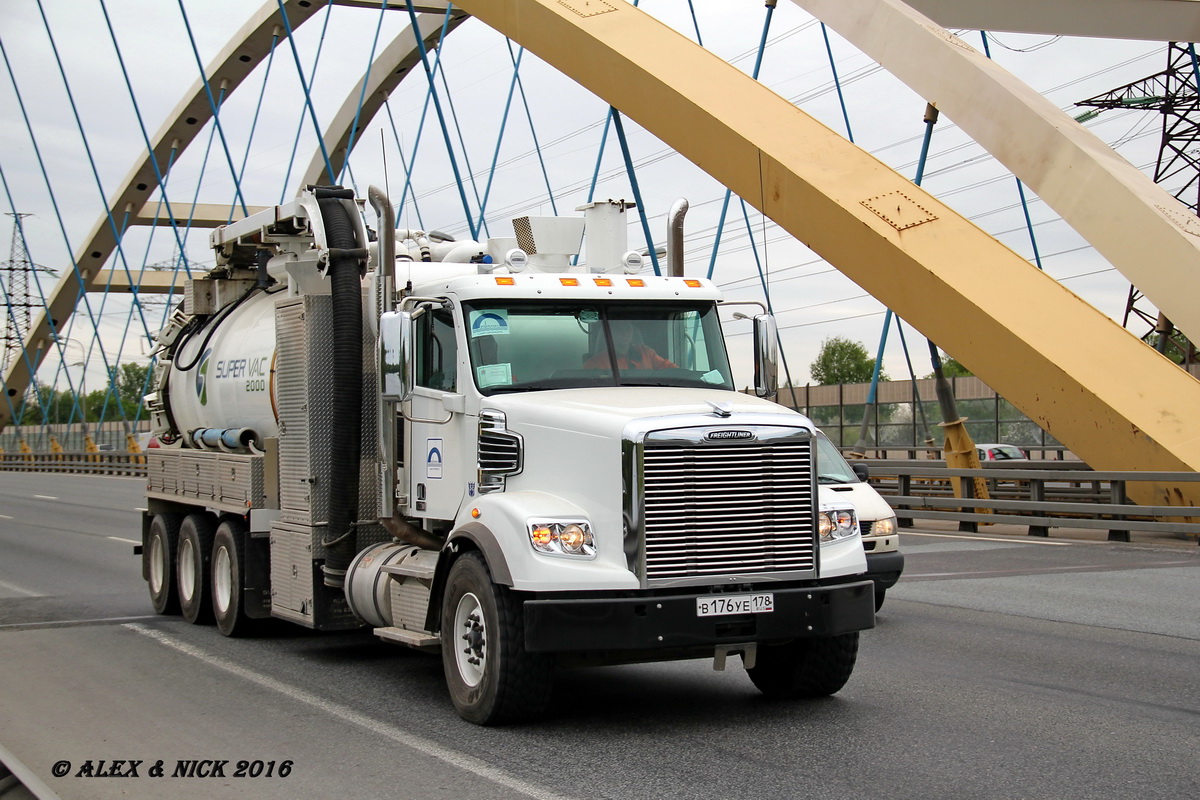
[{"left": 470, "top": 310, "right": 509, "bottom": 336}]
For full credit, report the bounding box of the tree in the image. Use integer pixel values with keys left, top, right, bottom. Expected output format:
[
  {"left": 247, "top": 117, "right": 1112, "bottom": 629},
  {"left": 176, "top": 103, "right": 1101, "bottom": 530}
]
[
  {"left": 923, "top": 356, "right": 972, "bottom": 379},
  {"left": 809, "top": 337, "right": 885, "bottom": 385},
  {"left": 116, "top": 361, "right": 152, "bottom": 418}
]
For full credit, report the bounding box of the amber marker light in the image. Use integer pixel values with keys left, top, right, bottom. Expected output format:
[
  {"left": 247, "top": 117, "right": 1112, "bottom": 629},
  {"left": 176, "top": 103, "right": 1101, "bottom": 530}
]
[
  {"left": 530, "top": 525, "right": 554, "bottom": 548},
  {"left": 593, "top": 278, "right": 613, "bottom": 287},
  {"left": 471, "top": 507, "right": 482, "bottom": 519},
  {"left": 626, "top": 278, "right": 645, "bottom": 287},
  {"left": 684, "top": 279, "right": 702, "bottom": 288},
  {"left": 494, "top": 276, "right": 515, "bottom": 286},
  {"left": 560, "top": 277, "right": 580, "bottom": 286}
]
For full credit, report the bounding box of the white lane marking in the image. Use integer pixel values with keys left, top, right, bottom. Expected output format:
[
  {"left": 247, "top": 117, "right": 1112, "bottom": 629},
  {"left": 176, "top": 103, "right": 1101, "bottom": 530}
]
[
  {"left": 901, "top": 531, "right": 1072, "bottom": 546},
  {"left": 134, "top": 507, "right": 148, "bottom": 512},
  {"left": 0, "top": 514, "right": 12, "bottom": 519},
  {"left": 0, "top": 579, "right": 41, "bottom": 597},
  {"left": 107, "top": 536, "right": 141, "bottom": 544},
  {"left": 0, "top": 615, "right": 159, "bottom": 630},
  {"left": 125, "top": 624, "right": 576, "bottom": 800},
  {"left": 33, "top": 495, "right": 57, "bottom": 500}
]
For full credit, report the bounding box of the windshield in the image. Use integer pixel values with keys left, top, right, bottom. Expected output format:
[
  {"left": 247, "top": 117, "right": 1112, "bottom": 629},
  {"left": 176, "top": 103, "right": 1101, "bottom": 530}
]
[
  {"left": 463, "top": 301, "right": 735, "bottom": 395},
  {"left": 815, "top": 431, "right": 860, "bottom": 484}
]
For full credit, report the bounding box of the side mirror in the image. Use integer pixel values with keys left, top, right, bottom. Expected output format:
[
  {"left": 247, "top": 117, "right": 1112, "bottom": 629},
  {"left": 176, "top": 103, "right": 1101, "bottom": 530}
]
[
  {"left": 379, "top": 310, "right": 414, "bottom": 402},
  {"left": 753, "top": 313, "right": 778, "bottom": 399},
  {"left": 852, "top": 463, "right": 869, "bottom": 482}
]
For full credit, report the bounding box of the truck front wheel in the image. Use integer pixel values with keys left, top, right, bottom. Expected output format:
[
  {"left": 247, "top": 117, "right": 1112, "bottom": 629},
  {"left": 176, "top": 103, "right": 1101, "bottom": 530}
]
[
  {"left": 747, "top": 632, "right": 860, "bottom": 699},
  {"left": 440, "top": 552, "right": 550, "bottom": 725}
]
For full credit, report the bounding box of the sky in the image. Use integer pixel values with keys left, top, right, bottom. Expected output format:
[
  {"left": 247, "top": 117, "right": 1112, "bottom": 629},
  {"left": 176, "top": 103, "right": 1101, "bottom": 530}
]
[{"left": 0, "top": 0, "right": 1181, "bottom": 396}]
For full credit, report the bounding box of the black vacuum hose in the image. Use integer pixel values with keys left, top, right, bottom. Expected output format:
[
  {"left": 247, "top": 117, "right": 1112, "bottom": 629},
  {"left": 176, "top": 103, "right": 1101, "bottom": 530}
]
[{"left": 317, "top": 192, "right": 363, "bottom": 588}]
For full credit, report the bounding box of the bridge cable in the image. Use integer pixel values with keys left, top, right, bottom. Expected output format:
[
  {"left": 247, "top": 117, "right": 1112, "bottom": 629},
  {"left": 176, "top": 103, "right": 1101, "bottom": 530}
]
[
  {"left": 230, "top": 33, "right": 281, "bottom": 219},
  {"left": 276, "top": 0, "right": 337, "bottom": 188},
  {"left": 337, "top": 0, "right": 390, "bottom": 191},
  {"left": 395, "top": 6, "right": 459, "bottom": 233},
  {"left": 280, "top": 1, "right": 335, "bottom": 202},
  {"left": 404, "top": 0, "right": 479, "bottom": 241},
  {"left": 980, "top": 31, "right": 1044, "bottom": 271},
  {"left": 474, "top": 43, "right": 527, "bottom": 237},
  {"left": 178, "top": 0, "right": 251, "bottom": 215},
  {"left": 610, "top": 111, "right": 660, "bottom": 276},
  {"left": 4, "top": 16, "right": 128, "bottom": 432},
  {"left": 382, "top": 99, "right": 427, "bottom": 231}
]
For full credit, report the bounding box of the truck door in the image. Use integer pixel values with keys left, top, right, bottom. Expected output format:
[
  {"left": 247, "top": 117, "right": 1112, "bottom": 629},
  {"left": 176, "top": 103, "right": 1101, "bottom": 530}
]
[{"left": 407, "top": 304, "right": 470, "bottom": 521}]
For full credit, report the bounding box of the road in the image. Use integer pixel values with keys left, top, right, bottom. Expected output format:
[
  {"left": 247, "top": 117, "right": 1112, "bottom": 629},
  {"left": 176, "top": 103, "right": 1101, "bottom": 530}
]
[{"left": 1, "top": 473, "right": 1197, "bottom": 799}]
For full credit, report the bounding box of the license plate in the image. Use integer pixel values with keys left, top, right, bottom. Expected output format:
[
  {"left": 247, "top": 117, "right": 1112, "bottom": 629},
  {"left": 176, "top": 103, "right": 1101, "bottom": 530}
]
[{"left": 696, "top": 593, "right": 774, "bottom": 617}]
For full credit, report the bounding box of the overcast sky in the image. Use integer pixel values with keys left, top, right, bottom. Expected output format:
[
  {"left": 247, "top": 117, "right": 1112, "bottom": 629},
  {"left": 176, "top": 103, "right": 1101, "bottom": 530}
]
[{"left": 0, "top": 0, "right": 1177, "bottom": 393}]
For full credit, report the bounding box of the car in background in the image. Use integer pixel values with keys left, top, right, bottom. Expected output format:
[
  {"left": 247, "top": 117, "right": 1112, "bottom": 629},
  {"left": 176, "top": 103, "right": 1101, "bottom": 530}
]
[
  {"left": 976, "top": 443, "right": 1028, "bottom": 461},
  {"left": 815, "top": 432, "right": 904, "bottom": 611}
]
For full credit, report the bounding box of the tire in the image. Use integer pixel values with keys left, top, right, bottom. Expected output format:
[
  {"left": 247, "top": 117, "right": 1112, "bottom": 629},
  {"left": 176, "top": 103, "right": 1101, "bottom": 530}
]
[
  {"left": 212, "top": 517, "right": 256, "bottom": 637},
  {"left": 177, "top": 513, "right": 217, "bottom": 625},
  {"left": 747, "top": 632, "right": 860, "bottom": 699},
  {"left": 874, "top": 588, "right": 886, "bottom": 612},
  {"left": 440, "top": 552, "right": 550, "bottom": 725},
  {"left": 147, "top": 513, "right": 182, "bottom": 615}
]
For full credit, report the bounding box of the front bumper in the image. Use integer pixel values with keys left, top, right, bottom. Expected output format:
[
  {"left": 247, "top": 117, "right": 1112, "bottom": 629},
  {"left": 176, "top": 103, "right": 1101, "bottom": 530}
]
[
  {"left": 523, "top": 580, "right": 875, "bottom": 653},
  {"left": 865, "top": 550, "right": 904, "bottom": 590}
]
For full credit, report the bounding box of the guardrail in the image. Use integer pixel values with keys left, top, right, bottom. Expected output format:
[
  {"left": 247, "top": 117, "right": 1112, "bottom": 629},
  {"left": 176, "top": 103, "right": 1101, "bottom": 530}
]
[
  {"left": 862, "top": 459, "right": 1200, "bottom": 544},
  {"left": 0, "top": 451, "right": 148, "bottom": 477}
]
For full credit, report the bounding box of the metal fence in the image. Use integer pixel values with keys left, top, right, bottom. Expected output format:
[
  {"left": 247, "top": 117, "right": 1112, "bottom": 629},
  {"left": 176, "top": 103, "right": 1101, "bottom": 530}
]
[
  {"left": 0, "top": 450, "right": 147, "bottom": 477},
  {"left": 862, "top": 459, "right": 1200, "bottom": 544},
  {"left": 780, "top": 376, "right": 1065, "bottom": 451}
]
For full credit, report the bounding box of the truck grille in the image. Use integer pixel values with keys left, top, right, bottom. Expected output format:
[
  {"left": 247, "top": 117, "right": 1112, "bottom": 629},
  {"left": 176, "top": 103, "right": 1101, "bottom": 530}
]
[
  {"left": 641, "top": 434, "right": 816, "bottom": 583},
  {"left": 478, "top": 410, "right": 522, "bottom": 493}
]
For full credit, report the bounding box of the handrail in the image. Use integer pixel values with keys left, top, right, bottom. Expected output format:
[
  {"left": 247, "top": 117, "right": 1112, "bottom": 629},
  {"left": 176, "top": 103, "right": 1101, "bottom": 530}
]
[
  {"left": 0, "top": 450, "right": 148, "bottom": 477},
  {"left": 862, "top": 459, "right": 1200, "bottom": 544}
]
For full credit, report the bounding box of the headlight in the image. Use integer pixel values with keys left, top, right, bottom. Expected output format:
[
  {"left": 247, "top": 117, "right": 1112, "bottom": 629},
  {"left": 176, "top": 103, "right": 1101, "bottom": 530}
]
[
  {"left": 528, "top": 520, "right": 596, "bottom": 558},
  {"left": 818, "top": 507, "right": 859, "bottom": 543},
  {"left": 869, "top": 515, "right": 896, "bottom": 537}
]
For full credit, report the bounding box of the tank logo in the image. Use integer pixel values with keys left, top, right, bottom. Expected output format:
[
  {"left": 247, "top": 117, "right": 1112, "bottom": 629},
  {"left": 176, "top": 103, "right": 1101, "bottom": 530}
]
[
  {"left": 195, "top": 348, "right": 212, "bottom": 405},
  {"left": 706, "top": 429, "right": 753, "bottom": 441}
]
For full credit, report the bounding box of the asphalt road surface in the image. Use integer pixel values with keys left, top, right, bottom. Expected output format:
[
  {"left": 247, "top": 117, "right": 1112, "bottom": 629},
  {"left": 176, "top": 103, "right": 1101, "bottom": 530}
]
[{"left": 1, "top": 473, "right": 1197, "bottom": 799}]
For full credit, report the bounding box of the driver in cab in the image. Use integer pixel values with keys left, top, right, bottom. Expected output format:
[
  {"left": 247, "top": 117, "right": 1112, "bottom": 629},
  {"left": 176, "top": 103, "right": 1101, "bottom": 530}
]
[{"left": 584, "top": 319, "right": 676, "bottom": 370}]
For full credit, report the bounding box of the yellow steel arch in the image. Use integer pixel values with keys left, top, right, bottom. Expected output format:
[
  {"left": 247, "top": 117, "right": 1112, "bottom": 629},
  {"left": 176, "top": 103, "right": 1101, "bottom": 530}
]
[
  {"left": 795, "top": 0, "right": 1200, "bottom": 351},
  {"left": 452, "top": 0, "right": 1200, "bottom": 507}
]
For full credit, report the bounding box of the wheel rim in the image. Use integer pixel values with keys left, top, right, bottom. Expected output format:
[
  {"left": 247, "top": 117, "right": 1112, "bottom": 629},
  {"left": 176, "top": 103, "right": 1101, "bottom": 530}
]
[
  {"left": 179, "top": 538, "right": 195, "bottom": 603},
  {"left": 149, "top": 535, "right": 164, "bottom": 594},
  {"left": 452, "top": 591, "right": 487, "bottom": 688},
  {"left": 214, "top": 545, "right": 232, "bottom": 615}
]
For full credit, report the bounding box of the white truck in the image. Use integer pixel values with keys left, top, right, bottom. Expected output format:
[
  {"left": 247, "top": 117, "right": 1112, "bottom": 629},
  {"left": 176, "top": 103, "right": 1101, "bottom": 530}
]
[{"left": 139, "top": 186, "right": 876, "bottom": 724}]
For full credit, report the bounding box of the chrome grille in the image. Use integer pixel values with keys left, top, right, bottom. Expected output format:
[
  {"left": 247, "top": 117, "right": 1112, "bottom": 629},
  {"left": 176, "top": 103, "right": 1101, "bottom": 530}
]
[
  {"left": 478, "top": 410, "right": 522, "bottom": 493},
  {"left": 641, "top": 434, "right": 816, "bottom": 583}
]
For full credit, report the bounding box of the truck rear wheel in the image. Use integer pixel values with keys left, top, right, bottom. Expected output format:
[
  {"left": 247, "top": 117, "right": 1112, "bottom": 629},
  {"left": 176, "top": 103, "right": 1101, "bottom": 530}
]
[
  {"left": 747, "top": 632, "right": 860, "bottom": 699},
  {"left": 148, "top": 513, "right": 182, "bottom": 615},
  {"left": 177, "top": 513, "right": 216, "bottom": 624},
  {"left": 440, "top": 552, "right": 550, "bottom": 725},
  {"left": 212, "top": 518, "right": 255, "bottom": 637}
]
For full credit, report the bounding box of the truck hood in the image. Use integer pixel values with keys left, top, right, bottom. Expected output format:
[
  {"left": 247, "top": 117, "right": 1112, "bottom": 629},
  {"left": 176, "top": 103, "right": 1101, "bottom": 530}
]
[{"left": 482, "top": 387, "right": 807, "bottom": 439}]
